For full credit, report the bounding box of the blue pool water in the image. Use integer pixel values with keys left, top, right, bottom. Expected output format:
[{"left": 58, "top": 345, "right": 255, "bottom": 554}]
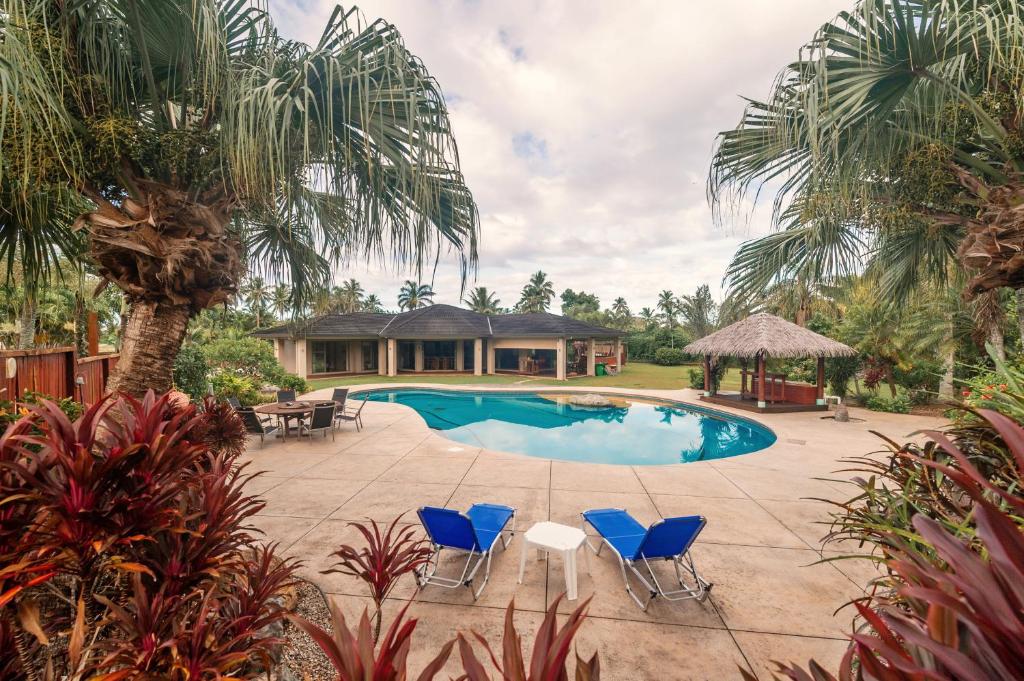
[{"left": 356, "top": 389, "right": 775, "bottom": 465}]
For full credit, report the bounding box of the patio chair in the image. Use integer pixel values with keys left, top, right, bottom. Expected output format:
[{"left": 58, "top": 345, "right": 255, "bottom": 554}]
[
  {"left": 299, "top": 403, "right": 336, "bottom": 441},
  {"left": 239, "top": 408, "right": 281, "bottom": 448},
  {"left": 335, "top": 395, "right": 368, "bottom": 432},
  {"left": 581, "top": 508, "right": 711, "bottom": 611},
  {"left": 226, "top": 396, "right": 242, "bottom": 409},
  {"left": 331, "top": 388, "right": 349, "bottom": 410},
  {"left": 416, "top": 503, "right": 516, "bottom": 600},
  {"left": 276, "top": 389, "right": 296, "bottom": 403}
]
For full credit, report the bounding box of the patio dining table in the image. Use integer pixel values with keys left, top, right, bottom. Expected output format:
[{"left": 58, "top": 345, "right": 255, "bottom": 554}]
[{"left": 254, "top": 400, "right": 336, "bottom": 440}]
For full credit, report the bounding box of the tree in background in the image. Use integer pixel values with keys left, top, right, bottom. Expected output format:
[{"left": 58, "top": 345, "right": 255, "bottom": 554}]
[
  {"left": 560, "top": 288, "right": 600, "bottom": 317},
  {"left": 239, "top": 276, "right": 270, "bottom": 328},
  {"left": 270, "top": 284, "right": 292, "bottom": 322},
  {"left": 517, "top": 271, "right": 556, "bottom": 312},
  {"left": 638, "top": 307, "right": 658, "bottom": 330},
  {"left": 0, "top": 1, "right": 478, "bottom": 394},
  {"left": 362, "top": 293, "right": 385, "bottom": 313},
  {"left": 464, "top": 286, "right": 501, "bottom": 314},
  {"left": 336, "top": 278, "right": 365, "bottom": 314},
  {"left": 611, "top": 297, "right": 631, "bottom": 327},
  {"left": 398, "top": 280, "right": 435, "bottom": 310},
  {"left": 657, "top": 290, "right": 680, "bottom": 347},
  {"left": 678, "top": 285, "right": 718, "bottom": 339}
]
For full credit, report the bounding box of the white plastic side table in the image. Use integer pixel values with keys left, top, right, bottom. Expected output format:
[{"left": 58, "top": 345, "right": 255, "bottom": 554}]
[{"left": 517, "top": 521, "right": 591, "bottom": 600}]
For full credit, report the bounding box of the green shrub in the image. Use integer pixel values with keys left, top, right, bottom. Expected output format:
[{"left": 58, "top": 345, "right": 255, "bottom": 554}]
[
  {"left": 864, "top": 393, "right": 911, "bottom": 414},
  {"left": 687, "top": 368, "right": 704, "bottom": 390},
  {"left": 687, "top": 361, "right": 727, "bottom": 392},
  {"left": 653, "top": 347, "right": 687, "bottom": 366},
  {"left": 826, "top": 355, "right": 861, "bottom": 399},
  {"left": 202, "top": 337, "right": 283, "bottom": 383},
  {"left": 173, "top": 344, "right": 210, "bottom": 401},
  {"left": 0, "top": 391, "right": 84, "bottom": 430},
  {"left": 210, "top": 373, "right": 262, "bottom": 406},
  {"left": 275, "top": 372, "right": 308, "bottom": 393}
]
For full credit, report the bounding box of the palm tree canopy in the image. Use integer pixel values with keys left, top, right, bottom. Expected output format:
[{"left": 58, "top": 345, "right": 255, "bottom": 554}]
[
  {"left": 397, "top": 280, "right": 434, "bottom": 310},
  {"left": 465, "top": 286, "right": 500, "bottom": 314},
  {"left": 709, "top": 0, "right": 1024, "bottom": 301},
  {"left": 1, "top": 1, "right": 479, "bottom": 309}
]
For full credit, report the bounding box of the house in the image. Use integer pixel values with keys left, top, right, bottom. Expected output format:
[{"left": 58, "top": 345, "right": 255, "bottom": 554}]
[{"left": 252, "top": 304, "right": 626, "bottom": 380}]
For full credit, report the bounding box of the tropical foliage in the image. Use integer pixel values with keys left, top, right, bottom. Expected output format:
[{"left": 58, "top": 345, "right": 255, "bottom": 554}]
[
  {"left": 465, "top": 286, "right": 502, "bottom": 314},
  {"left": 0, "top": 392, "right": 296, "bottom": 678},
  {"left": 0, "top": 1, "right": 478, "bottom": 394},
  {"left": 398, "top": 280, "right": 436, "bottom": 310}
]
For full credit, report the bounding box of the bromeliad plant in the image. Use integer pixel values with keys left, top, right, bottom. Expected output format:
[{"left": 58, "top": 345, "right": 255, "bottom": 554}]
[
  {"left": 321, "top": 515, "right": 433, "bottom": 642},
  {"left": 746, "top": 406, "right": 1024, "bottom": 680},
  {"left": 0, "top": 391, "right": 297, "bottom": 679}
]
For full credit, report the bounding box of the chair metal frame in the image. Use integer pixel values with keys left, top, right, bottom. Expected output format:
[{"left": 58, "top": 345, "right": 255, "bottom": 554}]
[
  {"left": 415, "top": 506, "right": 516, "bottom": 601},
  {"left": 335, "top": 395, "right": 368, "bottom": 432},
  {"left": 582, "top": 509, "right": 712, "bottom": 611},
  {"left": 299, "top": 403, "right": 336, "bottom": 441},
  {"left": 239, "top": 408, "right": 281, "bottom": 448}
]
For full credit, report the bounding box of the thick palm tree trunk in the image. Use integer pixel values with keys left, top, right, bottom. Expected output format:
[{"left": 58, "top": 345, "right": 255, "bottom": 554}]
[
  {"left": 106, "top": 300, "right": 192, "bottom": 396},
  {"left": 1017, "top": 288, "right": 1024, "bottom": 351},
  {"left": 18, "top": 295, "right": 36, "bottom": 349},
  {"left": 938, "top": 346, "right": 956, "bottom": 399},
  {"left": 989, "top": 324, "right": 1006, "bottom": 362}
]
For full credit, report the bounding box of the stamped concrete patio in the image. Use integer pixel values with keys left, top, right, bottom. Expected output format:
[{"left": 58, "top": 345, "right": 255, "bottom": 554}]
[{"left": 242, "top": 384, "right": 943, "bottom": 680}]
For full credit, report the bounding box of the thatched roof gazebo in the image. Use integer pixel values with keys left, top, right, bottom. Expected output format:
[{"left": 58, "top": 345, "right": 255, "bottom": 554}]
[{"left": 683, "top": 313, "right": 855, "bottom": 413}]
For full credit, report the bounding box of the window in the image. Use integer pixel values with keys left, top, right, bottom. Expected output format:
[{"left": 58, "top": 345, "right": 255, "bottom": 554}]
[
  {"left": 361, "top": 341, "right": 378, "bottom": 371},
  {"left": 311, "top": 341, "right": 347, "bottom": 374}
]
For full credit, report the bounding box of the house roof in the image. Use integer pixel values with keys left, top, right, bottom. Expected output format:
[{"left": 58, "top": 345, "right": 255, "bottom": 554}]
[
  {"left": 682, "top": 313, "right": 855, "bottom": 359},
  {"left": 252, "top": 304, "right": 625, "bottom": 340}
]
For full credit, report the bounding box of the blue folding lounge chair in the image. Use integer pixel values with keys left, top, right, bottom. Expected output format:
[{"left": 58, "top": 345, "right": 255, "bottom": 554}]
[
  {"left": 582, "top": 508, "right": 711, "bottom": 610},
  {"left": 416, "top": 504, "right": 516, "bottom": 600}
]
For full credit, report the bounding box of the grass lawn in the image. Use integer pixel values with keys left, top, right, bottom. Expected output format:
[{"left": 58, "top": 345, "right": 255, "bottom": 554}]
[{"left": 305, "top": 362, "right": 743, "bottom": 392}]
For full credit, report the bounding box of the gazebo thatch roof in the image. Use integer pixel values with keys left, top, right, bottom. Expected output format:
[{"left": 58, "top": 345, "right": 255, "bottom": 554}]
[{"left": 683, "top": 313, "right": 855, "bottom": 359}]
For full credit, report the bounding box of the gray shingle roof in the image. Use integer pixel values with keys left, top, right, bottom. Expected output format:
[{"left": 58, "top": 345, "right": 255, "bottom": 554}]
[{"left": 253, "top": 306, "right": 624, "bottom": 339}]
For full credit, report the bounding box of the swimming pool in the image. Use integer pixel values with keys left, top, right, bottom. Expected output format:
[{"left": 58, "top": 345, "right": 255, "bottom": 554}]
[{"left": 356, "top": 389, "right": 775, "bottom": 465}]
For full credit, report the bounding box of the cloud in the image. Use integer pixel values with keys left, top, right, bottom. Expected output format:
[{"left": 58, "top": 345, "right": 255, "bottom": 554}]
[{"left": 273, "top": 0, "right": 850, "bottom": 311}]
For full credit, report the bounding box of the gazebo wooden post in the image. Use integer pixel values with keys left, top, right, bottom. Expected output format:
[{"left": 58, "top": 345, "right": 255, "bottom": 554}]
[
  {"left": 740, "top": 358, "right": 748, "bottom": 396},
  {"left": 756, "top": 352, "right": 766, "bottom": 408},
  {"left": 816, "top": 356, "right": 826, "bottom": 406},
  {"left": 703, "top": 355, "right": 711, "bottom": 396}
]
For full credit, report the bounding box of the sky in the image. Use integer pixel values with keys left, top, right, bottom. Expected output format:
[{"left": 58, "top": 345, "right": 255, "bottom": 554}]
[{"left": 272, "top": 0, "right": 850, "bottom": 312}]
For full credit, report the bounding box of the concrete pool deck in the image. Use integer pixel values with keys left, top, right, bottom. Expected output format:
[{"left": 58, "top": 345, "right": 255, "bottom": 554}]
[{"left": 243, "top": 383, "right": 944, "bottom": 679}]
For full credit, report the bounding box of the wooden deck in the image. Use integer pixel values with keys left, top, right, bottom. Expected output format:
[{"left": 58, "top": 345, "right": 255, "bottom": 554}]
[{"left": 700, "top": 392, "right": 828, "bottom": 414}]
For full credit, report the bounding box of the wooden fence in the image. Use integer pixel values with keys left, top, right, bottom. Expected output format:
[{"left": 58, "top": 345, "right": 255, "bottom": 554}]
[{"left": 0, "top": 347, "right": 119, "bottom": 405}]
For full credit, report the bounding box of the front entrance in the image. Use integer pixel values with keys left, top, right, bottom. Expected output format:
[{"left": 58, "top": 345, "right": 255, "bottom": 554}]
[
  {"left": 423, "top": 340, "right": 456, "bottom": 371},
  {"left": 495, "top": 348, "right": 556, "bottom": 376}
]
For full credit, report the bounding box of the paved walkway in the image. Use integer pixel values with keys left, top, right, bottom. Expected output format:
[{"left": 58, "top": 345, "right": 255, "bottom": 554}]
[{"left": 243, "top": 384, "right": 943, "bottom": 679}]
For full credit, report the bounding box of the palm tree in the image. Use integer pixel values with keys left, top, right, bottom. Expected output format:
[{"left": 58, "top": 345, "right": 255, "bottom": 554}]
[
  {"left": 270, "top": 284, "right": 292, "bottom": 322},
  {"left": 397, "top": 280, "right": 434, "bottom": 310},
  {"left": 709, "top": 0, "right": 1024, "bottom": 304},
  {"left": 656, "top": 290, "right": 679, "bottom": 347},
  {"left": 0, "top": 2, "right": 478, "bottom": 394},
  {"left": 678, "top": 285, "right": 718, "bottom": 339},
  {"left": 611, "top": 297, "right": 630, "bottom": 319},
  {"left": 465, "top": 286, "right": 500, "bottom": 314},
  {"left": 362, "top": 294, "right": 384, "bottom": 313},
  {"left": 638, "top": 307, "right": 657, "bottom": 331},
  {"left": 336, "top": 278, "right": 365, "bottom": 314},
  {"left": 240, "top": 276, "right": 270, "bottom": 327},
  {"left": 517, "top": 271, "right": 555, "bottom": 313}
]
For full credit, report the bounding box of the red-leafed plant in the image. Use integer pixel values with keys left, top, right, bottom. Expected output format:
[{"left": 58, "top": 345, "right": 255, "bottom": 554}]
[
  {"left": 744, "top": 408, "right": 1024, "bottom": 681},
  {"left": 289, "top": 601, "right": 454, "bottom": 681},
  {"left": 0, "top": 391, "right": 296, "bottom": 679},
  {"left": 321, "top": 515, "right": 433, "bottom": 642},
  {"left": 457, "top": 594, "right": 599, "bottom": 680}
]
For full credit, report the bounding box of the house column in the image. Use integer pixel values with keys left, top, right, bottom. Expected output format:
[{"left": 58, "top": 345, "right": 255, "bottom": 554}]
[
  {"left": 455, "top": 340, "right": 465, "bottom": 371},
  {"left": 274, "top": 338, "right": 285, "bottom": 363},
  {"left": 703, "top": 355, "right": 711, "bottom": 396},
  {"left": 387, "top": 339, "right": 397, "bottom": 377},
  {"left": 295, "top": 339, "right": 308, "bottom": 379},
  {"left": 474, "top": 339, "right": 483, "bottom": 376},
  {"left": 614, "top": 338, "right": 622, "bottom": 369},
  {"left": 378, "top": 339, "right": 387, "bottom": 376},
  {"left": 556, "top": 337, "right": 567, "bottom": 381},
  {"left": 414, "top": 341, "right": 424, "bottom": 372},
  {"left": 757, "top": 352, "right": 766, "bottom": 409},
  {"left": 816, "top": 357, "right": 826, "bottom": 405},
  {"left": 586, "top": 338, "right": 596, "bottom": 376},
  {"left": 487, "top": 341, "right": 496, "bottom": 375}
]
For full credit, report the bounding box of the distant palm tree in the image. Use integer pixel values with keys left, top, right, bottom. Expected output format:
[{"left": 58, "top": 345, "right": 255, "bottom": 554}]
[
  {"left": 362, "top": 293, "right": 384, "bottom": 313},
  {"left": 271, "top": 284, "right": 292, "bottom": 322},
  {"left": 611, "top": 297, "right": 631, "bottom": 323},
  {"left": 465, "top": 286, "right": 501, "bottom": 314},
  {"left": 398, "top": 280, "right": 435, "bottom": 310},
  {"left": 240, "top": 276, "right": 270, "bottom": 327},
  {"left": 517, "top": 271, "right": 555, "bottom": 312},
  {"left": 678, "top": 285, "right": 718, "bottom": 339},
  {"left": 656, "top": 290, "right": 679, "bottom": 347},
  {"left": 337, "top": 278, "right": 365, "bottom": 313},
  {"left": 639, "top": 307, "right": 657, "bottom": 330}
]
